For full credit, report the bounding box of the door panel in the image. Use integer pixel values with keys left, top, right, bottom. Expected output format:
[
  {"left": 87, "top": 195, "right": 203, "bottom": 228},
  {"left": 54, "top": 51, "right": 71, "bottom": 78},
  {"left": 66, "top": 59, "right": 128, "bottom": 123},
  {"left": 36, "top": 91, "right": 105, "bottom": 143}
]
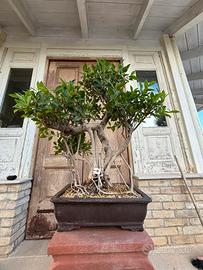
[
  {"left": 141, "top": 128, "right": 177, "bottom": 174},
  {"left": 26, "top": 61, "right": 85, "bottom": 238},
  {"left": 26, "top": 60, "right": 129, "bottom": 239},
  {"left": 130, "top": 52, "right": 186, "bottom": 177}
]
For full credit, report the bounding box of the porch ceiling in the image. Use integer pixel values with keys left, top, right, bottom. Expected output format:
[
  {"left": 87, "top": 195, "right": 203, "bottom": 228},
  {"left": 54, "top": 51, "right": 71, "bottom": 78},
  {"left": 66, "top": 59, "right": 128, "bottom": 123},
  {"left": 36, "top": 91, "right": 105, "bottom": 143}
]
[
  {"left": 0, "top": 0, "right": 201, "bottom": 41},
  {"left": 177, "top": 21, "right": 203, "bottom": 111}
]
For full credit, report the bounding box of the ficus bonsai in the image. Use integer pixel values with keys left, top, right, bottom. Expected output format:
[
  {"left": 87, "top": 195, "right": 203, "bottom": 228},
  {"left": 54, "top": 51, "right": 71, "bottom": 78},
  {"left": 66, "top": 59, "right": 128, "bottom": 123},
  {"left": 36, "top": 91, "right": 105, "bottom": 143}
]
[{"left": 11, "top": 60, "right": 176, "bottom": 197}]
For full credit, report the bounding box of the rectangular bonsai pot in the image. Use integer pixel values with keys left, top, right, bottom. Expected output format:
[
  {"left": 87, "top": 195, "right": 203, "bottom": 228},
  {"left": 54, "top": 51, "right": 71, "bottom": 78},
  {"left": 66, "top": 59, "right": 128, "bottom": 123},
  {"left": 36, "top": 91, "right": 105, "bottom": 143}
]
[{"left": 51, "top": 185, "right": 152, "bottom": 232}]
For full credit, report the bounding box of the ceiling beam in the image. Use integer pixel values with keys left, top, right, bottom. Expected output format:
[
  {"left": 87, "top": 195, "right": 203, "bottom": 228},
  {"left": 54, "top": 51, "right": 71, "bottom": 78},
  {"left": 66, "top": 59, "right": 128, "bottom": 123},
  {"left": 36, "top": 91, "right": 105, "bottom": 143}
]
[
  {"left": 77, "top": 0, "right": 88, "bottom": 39},
  {"left": 194, "top": 96, "right": 203, "bottom": 104},
  {"left": 181, "top": 46, "right": 203, "bottom": 61},
  {"left": 187, "top": 71, "right": 203, "bottom": 81},
  {"left": 192, "top": 88, "right": 203, "bottom": 95},
  {"left": 194, "top": 95, "right": 203, "bottom": 99},
  {"left": 7, "top": 0, "right": 36, "bottom": 35},
  {"left": 133, "top": 0, "right": 154, "bottom": 40},
  {"left": 165, "top": 0, "right": 203, "bottom": 36}
]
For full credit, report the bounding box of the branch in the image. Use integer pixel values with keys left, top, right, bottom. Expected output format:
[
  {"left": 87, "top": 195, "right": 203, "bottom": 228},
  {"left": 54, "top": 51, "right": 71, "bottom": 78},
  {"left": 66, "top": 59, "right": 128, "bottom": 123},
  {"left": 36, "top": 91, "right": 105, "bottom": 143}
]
[
  {"left": 86, "top": 128, "right": 97, "bottom": 168},
  {"left": 100, "top": 113, "right": 109, "bottom": 128},
  {"left": 115, "top": 128, "right": 133, "bottom": 157},
  {"left": 43, "top": 121, "right": 85, "bottom": 135},
  {"left": 120, "top": 153, "right": 134, "bottom": 193},
  {"left": 76, "top": 134, "right": 82, "bottom": 155},
  {"left": 44, "top": 118, "right": 109, "bottom": 136},
  {"left": 96, "top": 126, "right": 113, "bottom": 172},
  {"left": 104, "top": 128, "right": 133, "bottom": 172},
  {"left": 63, "top": 137, "right": 78, "bottom": 185}
]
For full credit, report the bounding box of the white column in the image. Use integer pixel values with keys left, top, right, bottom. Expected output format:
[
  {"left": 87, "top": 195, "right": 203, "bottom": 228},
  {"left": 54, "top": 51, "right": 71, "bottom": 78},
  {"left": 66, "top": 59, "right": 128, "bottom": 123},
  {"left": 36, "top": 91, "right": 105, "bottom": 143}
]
[{"left": 162, "top": 34, "right": 203, "bottom": 173}]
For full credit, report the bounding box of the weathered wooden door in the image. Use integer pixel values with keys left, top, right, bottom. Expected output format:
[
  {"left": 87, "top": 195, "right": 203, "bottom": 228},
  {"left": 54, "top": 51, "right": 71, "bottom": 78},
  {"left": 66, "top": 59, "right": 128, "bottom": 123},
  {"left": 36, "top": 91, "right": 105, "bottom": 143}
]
[
  {"left": 130, "top": 52, "right": 186, "bottom": 178},
  {"left": 26, "top": 60, "right": 129, "bottom": 239}
]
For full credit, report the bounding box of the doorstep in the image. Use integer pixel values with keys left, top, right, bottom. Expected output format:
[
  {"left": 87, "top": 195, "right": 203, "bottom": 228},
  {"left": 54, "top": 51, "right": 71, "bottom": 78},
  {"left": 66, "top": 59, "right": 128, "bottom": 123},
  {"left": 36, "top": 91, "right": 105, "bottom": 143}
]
[{"left": 48, "top": 228, "right": 155, "bottom": 270}]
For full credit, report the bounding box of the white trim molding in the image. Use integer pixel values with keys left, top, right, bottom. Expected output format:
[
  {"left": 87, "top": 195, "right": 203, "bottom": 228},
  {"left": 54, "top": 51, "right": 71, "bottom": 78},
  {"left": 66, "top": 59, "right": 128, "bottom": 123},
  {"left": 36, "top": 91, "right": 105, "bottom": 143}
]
[
  {"left": 165, "top": 0, "right": 203, "bottom": 36},
  {"left": 19, "top": 46, "right": 47, "bottom": 178},
  {"left": 162, "top": 34, "right": 203, "bottom": 174}
]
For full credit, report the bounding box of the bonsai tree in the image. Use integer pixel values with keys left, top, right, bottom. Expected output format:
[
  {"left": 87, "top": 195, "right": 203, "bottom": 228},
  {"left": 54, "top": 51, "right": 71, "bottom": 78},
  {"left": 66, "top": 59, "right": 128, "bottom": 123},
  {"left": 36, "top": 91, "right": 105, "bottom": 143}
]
[{"left": 11, "top": 60, "right": 176, "bottom": 197}]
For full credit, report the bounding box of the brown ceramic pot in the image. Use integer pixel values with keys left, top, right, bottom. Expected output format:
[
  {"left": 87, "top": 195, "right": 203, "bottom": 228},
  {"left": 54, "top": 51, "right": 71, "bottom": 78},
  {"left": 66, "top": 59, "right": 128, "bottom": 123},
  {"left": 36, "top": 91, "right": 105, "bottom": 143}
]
[{"left": 51, "top": 184, "right": 152, "bottom": 231}]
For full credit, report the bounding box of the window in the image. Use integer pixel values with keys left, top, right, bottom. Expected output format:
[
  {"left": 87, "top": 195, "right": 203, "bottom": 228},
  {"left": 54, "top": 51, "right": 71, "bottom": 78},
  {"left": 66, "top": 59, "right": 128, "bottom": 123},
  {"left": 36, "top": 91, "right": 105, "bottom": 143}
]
[
  {"left": 136, "top": 70, "right": 167, "bottom": 127},
  {"left": 0, "top": 68, "right": 33, "bottom": 128}
]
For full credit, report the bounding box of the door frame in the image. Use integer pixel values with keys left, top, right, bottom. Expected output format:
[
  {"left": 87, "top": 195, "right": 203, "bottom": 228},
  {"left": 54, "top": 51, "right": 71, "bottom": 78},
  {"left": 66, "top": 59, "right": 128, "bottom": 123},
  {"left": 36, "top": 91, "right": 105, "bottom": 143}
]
[
  {"left": 162, "top": 35, "right": 203, "bottom": 174},
  {"left": 0, "top": 47, "right": 40, "bottom": 179}
]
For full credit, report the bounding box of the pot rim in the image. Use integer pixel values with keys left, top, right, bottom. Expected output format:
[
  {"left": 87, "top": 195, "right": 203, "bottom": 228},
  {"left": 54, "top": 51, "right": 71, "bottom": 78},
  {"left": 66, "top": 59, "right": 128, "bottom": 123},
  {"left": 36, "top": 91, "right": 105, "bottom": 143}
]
[{"left": 51, "top": 184, "right": 152, "bottom": 204}]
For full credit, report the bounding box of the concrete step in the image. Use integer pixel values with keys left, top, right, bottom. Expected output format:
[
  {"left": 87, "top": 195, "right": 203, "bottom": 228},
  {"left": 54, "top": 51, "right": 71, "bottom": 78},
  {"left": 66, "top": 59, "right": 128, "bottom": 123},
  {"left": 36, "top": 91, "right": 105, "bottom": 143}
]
[
  {"left": 0, "top": 240, "right": 51, "bottom": 270},
  {"left": 0, "top": 240, "right": 203, "bottom": 270}
]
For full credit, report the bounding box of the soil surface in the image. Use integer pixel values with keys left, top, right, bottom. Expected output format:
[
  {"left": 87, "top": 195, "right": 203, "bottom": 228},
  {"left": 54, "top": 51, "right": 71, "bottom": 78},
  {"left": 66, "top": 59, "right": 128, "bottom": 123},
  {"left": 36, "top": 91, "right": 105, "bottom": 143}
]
[{"left": 62, "top": 183, "right": 142, "bottom": 199}]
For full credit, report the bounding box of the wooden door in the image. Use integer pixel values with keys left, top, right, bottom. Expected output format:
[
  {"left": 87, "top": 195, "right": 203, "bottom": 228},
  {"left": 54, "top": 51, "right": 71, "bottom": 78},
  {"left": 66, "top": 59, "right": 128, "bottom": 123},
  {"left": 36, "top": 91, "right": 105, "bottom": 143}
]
[
  {"left": 130, "top": 53, "right": 186, "bottom": 178},
  {"left": 26, "top": 60, "right": 129, "bottom": 239}
]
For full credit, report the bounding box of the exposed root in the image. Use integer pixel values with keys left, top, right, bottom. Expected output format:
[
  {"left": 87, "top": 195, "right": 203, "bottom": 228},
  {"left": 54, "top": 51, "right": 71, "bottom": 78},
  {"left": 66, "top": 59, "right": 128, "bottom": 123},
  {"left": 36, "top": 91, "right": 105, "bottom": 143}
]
[
  {"left": 91, "top": 179, "right": 119, "bottom": 195},
  {"left": 63, "top": 182, "right": 141, "bottom": 199},
  {"left": 70, "top": 182, "right": 90, "bottom": 196},
  {"left": 120, "top": 153, "right": 134, "bottom": 193}
]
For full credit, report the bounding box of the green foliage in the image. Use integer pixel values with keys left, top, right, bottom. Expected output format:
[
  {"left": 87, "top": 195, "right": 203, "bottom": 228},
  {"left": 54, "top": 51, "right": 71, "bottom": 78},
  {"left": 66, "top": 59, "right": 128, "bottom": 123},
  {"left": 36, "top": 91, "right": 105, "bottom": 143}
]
[
  {"left": 80, "top": 60, "right": 176, "bottom": 130},
  {"left": 10, "top": 59, "right": 177, "bottom": 157},
  {"left": 10, "top": 80, "right": 92, "bottom": 155},
  {"left": 53, "top": 133, "right": 91, "bottom": 155}
]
